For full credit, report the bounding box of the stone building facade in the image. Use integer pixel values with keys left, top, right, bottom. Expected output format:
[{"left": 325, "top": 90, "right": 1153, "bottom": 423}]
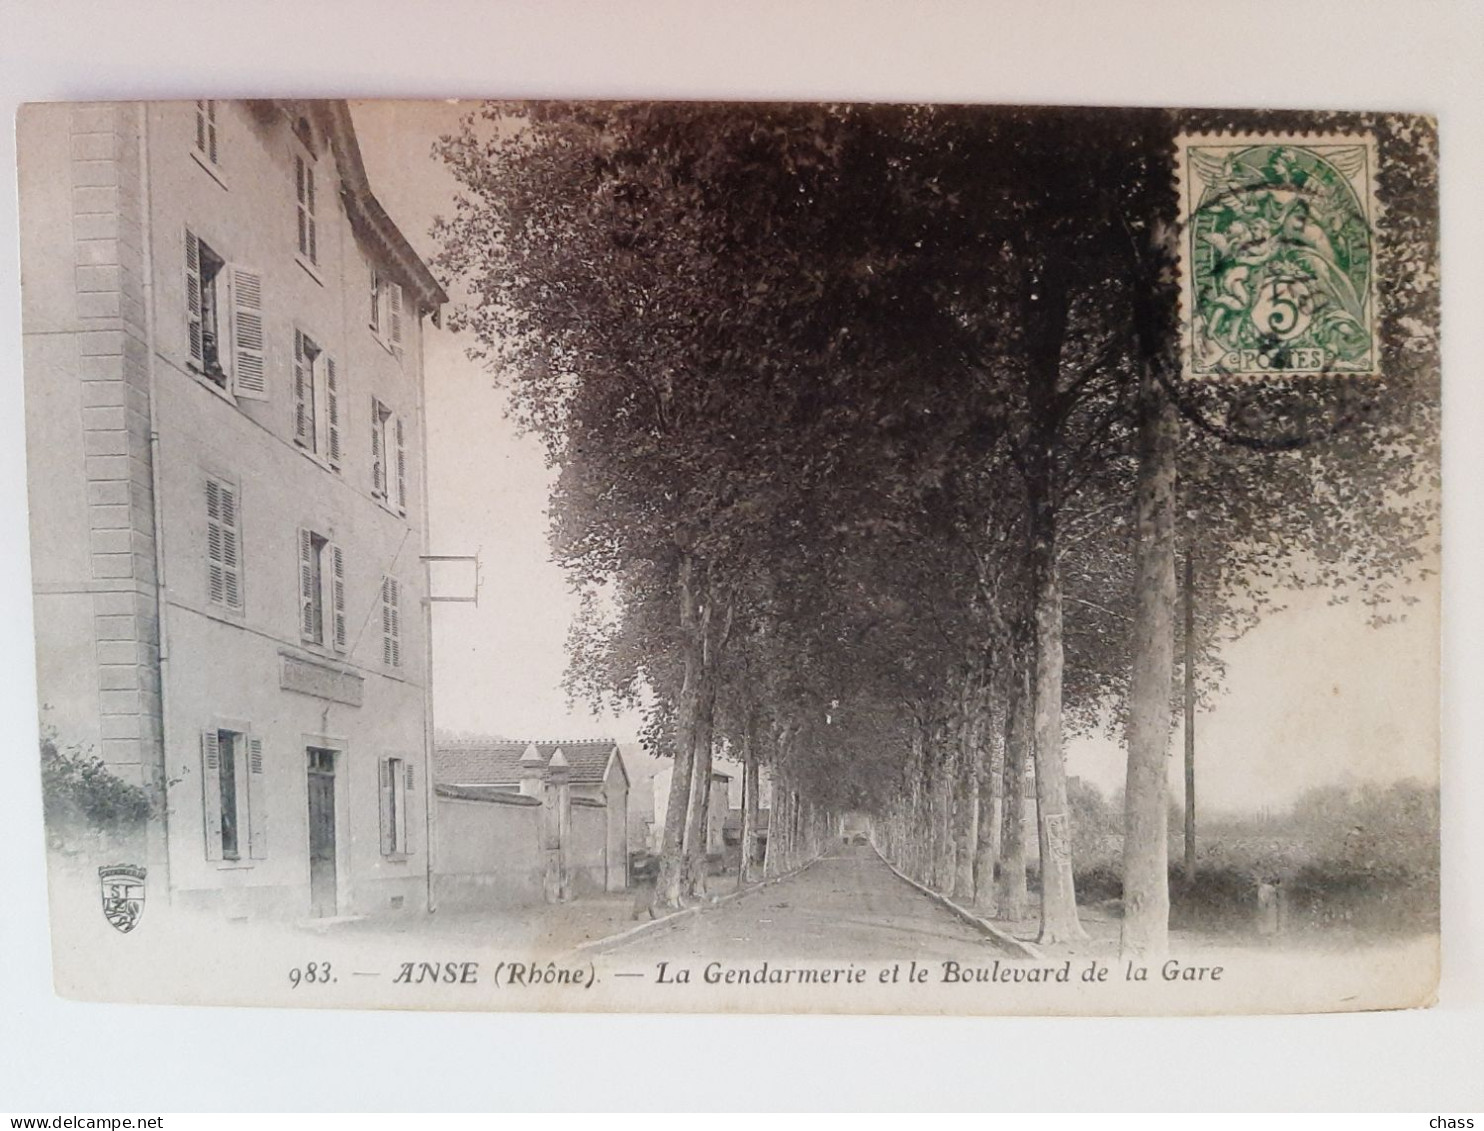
[{"left": 20, "top": 100, "right": 445, "bottom": 920}]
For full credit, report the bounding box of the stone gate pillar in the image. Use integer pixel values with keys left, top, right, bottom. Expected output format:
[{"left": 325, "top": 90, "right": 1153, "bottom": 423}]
[
  {"left": 518, "top": 743, "right": 543, "bottom": 797},
  {"left": 542, "top": 749, "right": 571, "bottom": 903}
]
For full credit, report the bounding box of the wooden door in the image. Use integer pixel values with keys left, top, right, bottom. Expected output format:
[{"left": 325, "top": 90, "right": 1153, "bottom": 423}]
[{"left": 306, "top": 748, "right": 337, "bottom": 917}]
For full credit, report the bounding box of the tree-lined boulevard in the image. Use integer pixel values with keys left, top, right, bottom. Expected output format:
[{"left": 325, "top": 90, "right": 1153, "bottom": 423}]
[{"left": 432, "top": 103, "right": 1438, "bottom": 959}]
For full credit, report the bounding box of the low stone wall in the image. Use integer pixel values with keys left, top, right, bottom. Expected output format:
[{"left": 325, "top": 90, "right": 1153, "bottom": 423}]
[
  {"left": 433, "top": 784, "right": 620, "bottom": 907},
  {"left": 570, "top": 797, "right": 607, "bottom": 895},
  {"left": 433, "top": 792, "right": 544, "bottom": 908}
]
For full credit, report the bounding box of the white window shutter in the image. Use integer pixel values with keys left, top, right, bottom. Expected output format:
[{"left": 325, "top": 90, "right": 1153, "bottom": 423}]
[
  {"left": 396, "top": 759, "right": 411, "bottom": 855},
  {"left": 390, "top": 577, "right": 401, "bottom": 668},
  {"left": 369, "top": 267, "right": 380, "bottom": 332},
  {"left": 293, "top": 330, "right": 310, "bottom": 446},
  {"left": 206, "top": 100, "right": 218, "bottom": 165},
  {"left": 206, "top": 479, "right": 225, "bottom": 606},
  {"left": 306, "top": 163, "right": 317, "bottom": 263},
  {"left": 247, "top": 736, "right": 268, "bottom": 860},
  {"left": 378, "top": 756, "right": 394, "bottom": 856},
  {"left": 385, "top": 575, "right": 397, "bottom": 664},
  {"left": 370, "top": 399, "right": 385, "bottom": 498},
  {"left": 395, "top": 416, "right": 408, "bottom": 515},
  {"left": 298, "top": 528, "right": 316, "bottom": 641},
  {"left": 325, "top": 355, "right": 341, "bottom": 468},
  {"left": 229, "top": 266, "right": 267, "bottom": 399},
  {"left": 381, "top": 576, "right": 401, "bottom": 668},
  {"left": 219, "top": 482, "right": 241, "bottom": 610},
  {"left": 389, "top": 282, "right": 403, "bottom": 351},
  {"left": 206, "top": 478, "right": 242, "bottom": 610},
  {"left": 201, "top": 730, "right": 223, "bottom": 861},
  {"left": 331, "top": 543, "right": 347, "bottom": 652},
  {"left": 185, "top": 229, "right": 204, "bottom": 368},
  {"left": 295, "top": 156, "right": 308, "bottom": 258}
]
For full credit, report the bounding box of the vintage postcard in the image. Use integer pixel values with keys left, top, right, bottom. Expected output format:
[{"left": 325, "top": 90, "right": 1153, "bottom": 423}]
[{"left": 16, "top": 99, "right": 1439, "bottom": 1015}]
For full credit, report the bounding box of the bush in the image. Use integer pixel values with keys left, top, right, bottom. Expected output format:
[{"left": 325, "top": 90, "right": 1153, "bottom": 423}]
[
  {"left": 1074, "top": 862, "right": 1124, "bottom": 903},
  {"left": 1285, "top": 859, "right": 1439, "bottom": 935},
  {"left": 1170, "top": 863, "right": 1261, "bottom": 933},
  {"left": 40, "top": 734, "right": 153, "bottom": 832}
]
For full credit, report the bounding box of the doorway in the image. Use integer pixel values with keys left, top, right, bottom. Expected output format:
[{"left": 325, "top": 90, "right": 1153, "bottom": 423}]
[{"left": 306, "top": 747, "right": 337, "bottom": 917}]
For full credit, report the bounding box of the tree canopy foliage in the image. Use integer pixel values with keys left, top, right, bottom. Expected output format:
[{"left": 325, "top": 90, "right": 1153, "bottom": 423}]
[{"left": 434, "top": 102, "right": 1437, "bottom": 947}]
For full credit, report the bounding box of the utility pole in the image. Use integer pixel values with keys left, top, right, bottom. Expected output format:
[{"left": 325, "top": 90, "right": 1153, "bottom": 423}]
[{"left": 1183, "top": 548, "right": 1196, "bottom": 884}]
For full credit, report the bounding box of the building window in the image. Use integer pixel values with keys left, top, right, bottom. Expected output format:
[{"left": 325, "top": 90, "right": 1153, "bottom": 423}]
[
  {"left": 186, "top": 232, "right": 226, "bottom": 385},
  {"left": 369, "top": 269, "right": 404, "bottom": 352},
  {"left": 201, "top": 728, "right": 266, "bottom": 861},
  {"left": 218, "top": 730, "right": 240, "bottom": 859},
  {"left": 205, "top": 476, "right": 242, "bottom": 611},
  {"left": 293, "top": 330, "right": 341, "bottom": 468},
  {"left": 298, "top": 528, "right": 346, "bottom": 652},
  {"left": 194, "top": 100, "right": 218, "bottom": 166},
  {"left": 381, "top": 575, "right": 401, "bottom": 668},
  {"left": 295, "top": 153, "right": 317, "bottom": 264},
  {"left": 379, "top": 756, "right": 414, "bottom": 856},
  {"left": 371, "top": 400, "right": 408, "bottom": 513},
  {"left": 185, "top": 229, "right": 267, "bottom": 399}
]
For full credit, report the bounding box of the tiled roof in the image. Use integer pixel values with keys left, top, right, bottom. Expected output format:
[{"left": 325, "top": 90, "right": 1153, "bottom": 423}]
[
  {"left": 435, "top": 784, "right": 540, "bottom": 806},
  {"left": 434, "top": 738, "right": 623, "bottom": 788}
]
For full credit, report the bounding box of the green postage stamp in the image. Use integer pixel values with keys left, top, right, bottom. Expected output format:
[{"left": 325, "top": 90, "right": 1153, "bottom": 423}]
[{"left": 1176, "top": 134, "right": 1379, "bottom": 379}]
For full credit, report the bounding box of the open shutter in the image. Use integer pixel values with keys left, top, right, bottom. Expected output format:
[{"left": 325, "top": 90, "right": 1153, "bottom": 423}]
[
  {"left": 229, "top": 266, "right": 267, "bottom": 399},
  {"left": 390, "top": 578, "right": 401, "bottom": 667},
  {"left": 185, "top": 230, "right": 204, "bottom": 369},
  {"left": 378, "top": 756, "right": 395, "bottom": 855},
  {"left": 397, "top": 760, "right": 413, "bottom": 855},
  {"left": 402, "top": 760, "right": 417, "bottom": 855},
  {"left": 298, "top": 528, "right": 316, "bottom": 641},
  {"left": 201, "top": 729, "right": 223, "bottom": 861},
  {"left": 293, "top": 330, "right": 310, "bottom": 446},
  {"left": 385, "top": 575, "right": 397, "bottom": 664},
  {"left": 388, "top": 282, "right": 403, "bottom": 352},
  {"left": 370, "top": 400, "right": 385, "bottom": 498},
  {"left": 196, "top": 101, "right": 218, "bottom": 164},
  {"left": 325, "top": 355, "right": 341, "bottom": 469},
  {"left": 218, "top": 482, "right": 241, "bottom": 609},
  {"left": 295, "top": 157, "right": 309, "bottom": 259},
  {"left": 306, "top": 162, "right": 317, "bottom": 262},
  {"left": 330, "top": 543, "right": 347, "bottom": 652},
  {"left": 206, "top": 479, "right": 241, "bottom": 609},
  {"left": 381, "top": 576, "right": 401, "bottom": 668},
  {"left": 206, "top": 480, "right": 226, "bottom": 606},
  {"left": 395, "top": 416, "right": 408, "bottom": 515},
  {"left": 247, "top": 736, "right": 268, "bottom": 859}
]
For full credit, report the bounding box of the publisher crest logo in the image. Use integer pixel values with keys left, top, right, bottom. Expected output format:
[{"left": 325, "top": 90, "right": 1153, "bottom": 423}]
[{"left": 98, "top": 863, "right": 146, "bottom": 934}]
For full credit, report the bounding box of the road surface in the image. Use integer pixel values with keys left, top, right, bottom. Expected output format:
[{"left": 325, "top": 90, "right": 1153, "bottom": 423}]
[{"left": 604, "top": 842, "right": 1015, "bottom": 960}]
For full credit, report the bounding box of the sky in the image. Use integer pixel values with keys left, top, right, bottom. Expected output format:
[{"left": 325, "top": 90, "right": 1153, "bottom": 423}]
[{"left": 349, "top": 100, "right": 1440, "bottom": 813}]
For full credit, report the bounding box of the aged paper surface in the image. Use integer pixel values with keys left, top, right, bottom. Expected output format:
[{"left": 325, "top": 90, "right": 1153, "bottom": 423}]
[{"left": 16, "top": 98, "right": 1440, "bottom": 1018}]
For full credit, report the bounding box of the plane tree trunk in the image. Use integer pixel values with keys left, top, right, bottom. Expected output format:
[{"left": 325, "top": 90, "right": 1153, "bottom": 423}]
[
  {"left": 655, "top": 554, "right": 703, "bottom": 910},
  {"left": 973, "top": 684, "right": 1001, "bottom": 911},
  {"left": 682, "top": 666, "right": 716, "bottom": 899},
  {"left": 1121, "top": 213, "right": 1181, "bottom": 957},
  {"left": 739, "top": 716, "right": 762, "bottom": 886},
  {"left": 997, "top": 657, "right": 1030, "bottom": 921},
  {"left": 1023, "top": 266, "right": 1086, "bottom": 945}
]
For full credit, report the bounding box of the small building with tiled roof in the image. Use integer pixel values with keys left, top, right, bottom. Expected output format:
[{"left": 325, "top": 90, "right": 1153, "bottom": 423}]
[
  {"left": 435, "top": 738, "right": 627, "bottom": 801},
  {"left": 433, "top": 737, "right": 629, "bottom": 896}
]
